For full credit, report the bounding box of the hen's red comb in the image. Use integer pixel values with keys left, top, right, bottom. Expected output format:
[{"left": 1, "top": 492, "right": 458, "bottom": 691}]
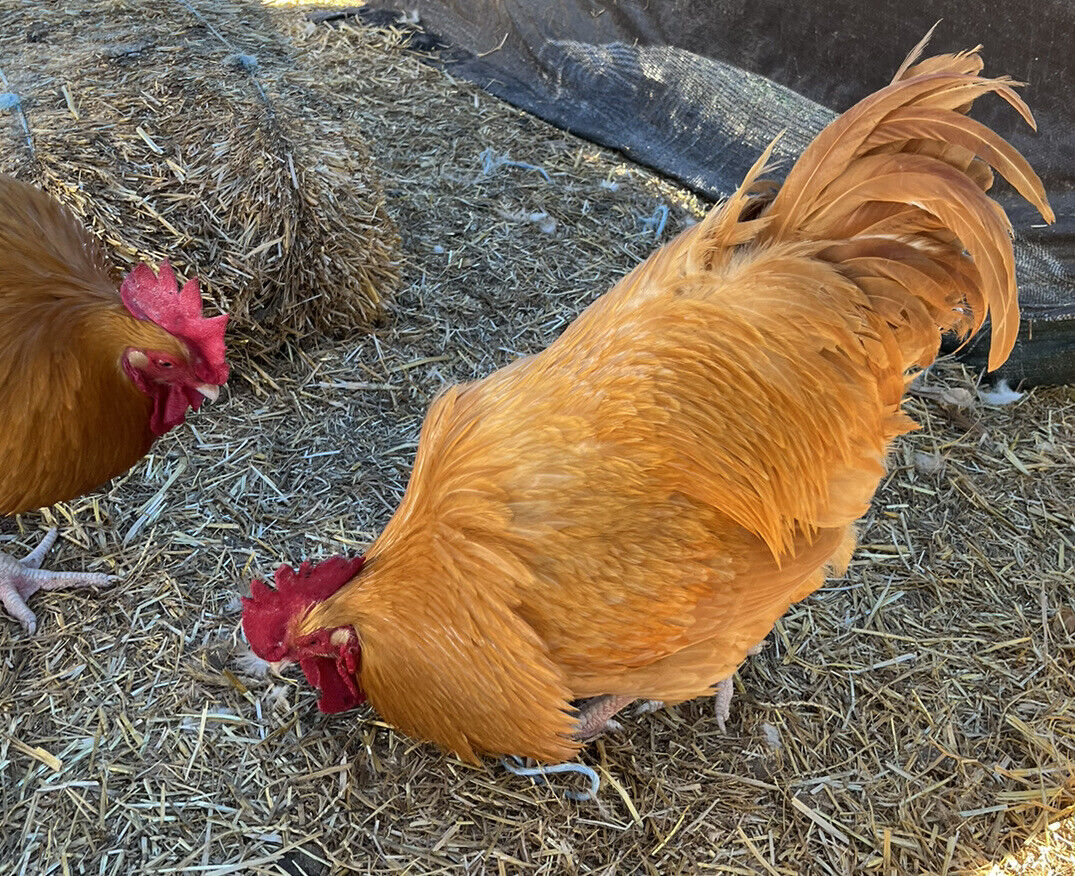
[
  {"left": 242, "top": 555, "right": 366, "bottom": 662},
  {"left": 120, "top": 260, "right": 229, "bottom": 385}
]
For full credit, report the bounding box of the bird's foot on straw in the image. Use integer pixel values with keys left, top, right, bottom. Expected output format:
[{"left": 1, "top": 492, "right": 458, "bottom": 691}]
[
  {"left": 714, "top": 642, "right": 764, "bottom": 732},
  {"left": 633, "top": 699, "right": 665, "bottom": 715},
  {"left": 573, "top": 694, "right": 636, "bottom": 741},
  {"left": 501, "top": 755, "right": 601, "bottom": 801},
  {"left": 713, "top": 677, "right": 737, "bottom": 733},
  {"left": 0, "top": 528, "right": 116, "bottom": 634}
]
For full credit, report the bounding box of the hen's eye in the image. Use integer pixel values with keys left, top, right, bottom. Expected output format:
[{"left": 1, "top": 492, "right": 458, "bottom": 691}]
[{"left": 157, "top": 360, "right": 173, "bottom": 369}]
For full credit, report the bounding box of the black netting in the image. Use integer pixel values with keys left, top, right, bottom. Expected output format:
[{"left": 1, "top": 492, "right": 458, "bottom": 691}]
[{"left": 360, "top": 0, "right": 1075, "bottom": 384}]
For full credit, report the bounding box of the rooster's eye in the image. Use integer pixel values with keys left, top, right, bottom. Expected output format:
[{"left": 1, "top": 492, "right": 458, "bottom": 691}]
[{"left": 157, "top": 360, "right": 173, "bottom": 369}]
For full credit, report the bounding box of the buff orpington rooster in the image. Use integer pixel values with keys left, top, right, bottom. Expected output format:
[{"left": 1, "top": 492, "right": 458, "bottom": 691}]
[
  {"left": 0, "top": 175, "right": 229, "bottom": 633},
  {"left": 243, "top": 36, "right": 1053, "bottom": 765}
]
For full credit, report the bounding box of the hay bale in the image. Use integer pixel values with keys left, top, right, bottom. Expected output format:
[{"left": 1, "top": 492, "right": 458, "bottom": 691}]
[{"left": 0, "top": 0, "right": 400, "bottom": 353}]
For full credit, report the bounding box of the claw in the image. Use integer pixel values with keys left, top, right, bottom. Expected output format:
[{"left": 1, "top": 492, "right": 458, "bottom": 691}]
[{"left": 0, "top": 577, "right": 39, "bottom": 634}]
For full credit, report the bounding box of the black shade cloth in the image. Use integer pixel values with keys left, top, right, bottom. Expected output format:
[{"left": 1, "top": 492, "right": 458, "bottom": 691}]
[{"left": 360, "top": 0, "right": 1075, "bottom": 385}]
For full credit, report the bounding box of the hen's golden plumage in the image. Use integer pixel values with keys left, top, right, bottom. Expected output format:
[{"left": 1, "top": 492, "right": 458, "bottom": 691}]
[
  {"left": 244, "top": 40, "right": 1053, "bottom": 764},
  {"left": 0, "top": 175, "right": 229, "bottom": 632}
]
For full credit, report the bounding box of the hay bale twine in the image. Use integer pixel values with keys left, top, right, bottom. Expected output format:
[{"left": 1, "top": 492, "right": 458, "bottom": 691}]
[{"left": 0, "top": 0, "right": 400, "bottom": 354}]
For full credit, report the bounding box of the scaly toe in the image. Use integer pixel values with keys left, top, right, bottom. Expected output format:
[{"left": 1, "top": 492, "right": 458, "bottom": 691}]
[
  {"left": 17, "top": 567, "right": 115, "bottom": 593},
  {"left": 19, "top": 527, "right": 59, "bottom": 569},
  {"left": 633, "top": 699, "right": 665, "bottom": 715},
  {"left": 0, "top": 578, "right": 38, "bottom": 634},
  {"left": 573, "top": 694, "right": 636, "bottom": 741}
]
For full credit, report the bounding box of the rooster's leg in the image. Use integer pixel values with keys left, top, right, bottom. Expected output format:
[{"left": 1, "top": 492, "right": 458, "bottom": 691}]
[
  {"left": 573, "top": 694, "right": 636, "bottom": 740},
  {"left": 713, "top": 642, "right": 764, "bottom": 732},
  {"left": 631, "top": 643, "right": 765, "bottom": 729},
  {"left": 713, "top": 678, "right": 737, "bottom": 732},
  {"left": 0, "top": 528, "right": 115, "bottom": 635}
]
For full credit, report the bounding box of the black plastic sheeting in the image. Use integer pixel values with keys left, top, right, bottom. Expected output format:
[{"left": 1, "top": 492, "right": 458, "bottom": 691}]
[{"left": 357, "top": 1, "right": 1074, "bottom": 385}]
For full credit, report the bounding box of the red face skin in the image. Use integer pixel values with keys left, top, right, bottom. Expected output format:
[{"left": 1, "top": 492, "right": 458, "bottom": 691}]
[
  {"left": 282, "top": 626, "right": 366, "bottom": 714},
  {"left": 117, "top": 260, "right": 230, "bottom": 438},
  {"left": 121, "top": 347, "right": 221, "bottom": 437},
  {"left": 241, "top": 556, "right": 368, "bottom": 714}
]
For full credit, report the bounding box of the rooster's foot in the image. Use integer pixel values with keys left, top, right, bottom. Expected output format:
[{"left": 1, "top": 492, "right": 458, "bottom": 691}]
[
  {"left": 0, "top": 528, "right": 116, "bottom": 634},
  {"left": 714, "top": 642, "right": 764, "bottom": 732},
  {"left": 713, "top": 677, "right": 737, "bottom": 732},
  {"left": 573, "top": 694, "right": 636, "bottom": 741},
  {"left": 633, "top": 699, "right": 665, "bottom": 715}
]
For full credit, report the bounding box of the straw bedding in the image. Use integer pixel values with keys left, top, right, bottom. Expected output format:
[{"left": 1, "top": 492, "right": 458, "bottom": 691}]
[
  {"left": 1, "top": 12, "right": 1073, "bottom": 875},
  {"left": 0, "top": 0, "right": 399, "bottom": 353}
]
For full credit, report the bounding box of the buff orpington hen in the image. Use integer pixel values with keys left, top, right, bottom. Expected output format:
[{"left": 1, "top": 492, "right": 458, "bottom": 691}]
[
  {"left": 242, "top": 37, "right": 1053, "bottom": 765},
  {"left": 0, "top": 175, "right": 229, "bottom": 633}
]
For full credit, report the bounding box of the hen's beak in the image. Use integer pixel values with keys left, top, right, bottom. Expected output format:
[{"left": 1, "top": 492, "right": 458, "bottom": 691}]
[
  {"left": 195, "top": 383, "right": 220, "bottom": 402},
  {"left": 268, "top": 660, "right": 292, "bottom": 676}
]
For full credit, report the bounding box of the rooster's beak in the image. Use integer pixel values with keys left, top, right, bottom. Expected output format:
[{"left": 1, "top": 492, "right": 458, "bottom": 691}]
[{"left": 195, "top": 384, "right": 220, "bottom": 402}]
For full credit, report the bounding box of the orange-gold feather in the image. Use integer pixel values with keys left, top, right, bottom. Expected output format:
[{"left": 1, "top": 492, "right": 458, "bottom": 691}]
[{"left": 285, "top": 42, "right": 1052, "bottom": 763}]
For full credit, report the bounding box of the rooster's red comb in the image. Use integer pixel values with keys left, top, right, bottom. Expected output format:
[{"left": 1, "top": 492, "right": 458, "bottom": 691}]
[
  {"left": 241, "top": 555, "right": 366, "bottom": 662},
  {"left": 120, "top": 260, "right": 229, "bottom": 385}
]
